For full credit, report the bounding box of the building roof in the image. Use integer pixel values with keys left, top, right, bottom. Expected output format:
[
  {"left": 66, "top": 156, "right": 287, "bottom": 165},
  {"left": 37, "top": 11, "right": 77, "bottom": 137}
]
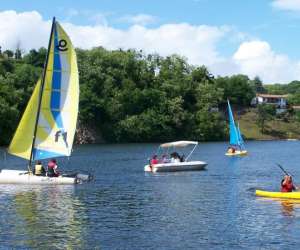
[{"left": 256, "top": 94, "right": 288, "bottom": 98}]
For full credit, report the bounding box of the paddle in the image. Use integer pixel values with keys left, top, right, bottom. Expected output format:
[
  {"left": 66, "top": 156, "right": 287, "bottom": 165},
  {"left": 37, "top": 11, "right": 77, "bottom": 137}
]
[{"left": 276, "top": 163, "right": 291, "bottom": 176}]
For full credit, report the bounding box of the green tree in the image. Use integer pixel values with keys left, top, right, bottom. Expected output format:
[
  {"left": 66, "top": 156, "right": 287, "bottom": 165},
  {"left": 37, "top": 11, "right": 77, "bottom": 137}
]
[
  {"left": 256, "top": 104, "right": 276, "bottom": 133},
  {"left": 216, "top": 74, "right": 255, "bottom": 106},
  {"left": 251, "top": 76, "right": 266, "bottom": 93},
  {"left": 3, "top": 50, "right": 14, "bottom": 58},
  {"left": 23, "top": 48, "right": 47, "bottom": 67}
]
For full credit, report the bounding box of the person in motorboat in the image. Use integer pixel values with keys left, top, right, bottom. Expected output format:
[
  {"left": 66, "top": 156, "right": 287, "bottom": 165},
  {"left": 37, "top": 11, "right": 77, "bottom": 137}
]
[
  {"left": 34, "top": 161, "right": 46, "bottom": 176},
  {"left": 179, "top": 154, "right": 185, "bottom": 162},
  {"left": 281, "top": 175, "right": 297, "bottom": 192},
  {"left": 150, "top": 155, "right": 159, "bottom": 165},
  {"left": 171, "top": 152, "right": 180, "bottom": 163},
  {"left": 47, "top": 159, "right": 60, "bottom": 177},
  {"left": 161, "top": 154, "right": 170, "bottom": 163}
]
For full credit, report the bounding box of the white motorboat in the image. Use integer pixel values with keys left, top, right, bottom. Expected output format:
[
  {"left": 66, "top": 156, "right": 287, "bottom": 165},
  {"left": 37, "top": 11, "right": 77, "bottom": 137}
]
[
  {"left": 144, "top": 141, "right": 207, "bottom": 172},
  {"left": 0, "top": 17, "right": 91, "bottom": 184}
]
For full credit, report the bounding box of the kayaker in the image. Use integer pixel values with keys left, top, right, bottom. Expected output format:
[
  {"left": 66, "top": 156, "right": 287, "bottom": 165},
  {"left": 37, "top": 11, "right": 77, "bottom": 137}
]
[
  {"left": 47, "top": 159, "right": 60, "bottom": 177},
  {"left": 281, "top": 175, "right": 296, "bottom": 192}
]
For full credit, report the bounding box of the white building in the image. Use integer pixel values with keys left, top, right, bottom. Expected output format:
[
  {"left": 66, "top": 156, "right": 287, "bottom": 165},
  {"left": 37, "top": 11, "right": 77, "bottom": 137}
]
[{"left": 251, "top": 94, "right": 288, "bottom": 108}]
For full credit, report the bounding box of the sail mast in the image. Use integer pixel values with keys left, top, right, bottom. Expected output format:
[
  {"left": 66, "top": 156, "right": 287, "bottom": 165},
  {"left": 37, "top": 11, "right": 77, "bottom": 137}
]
[{"left": 28, "top": 17, "right": 56, "bottom": 172}]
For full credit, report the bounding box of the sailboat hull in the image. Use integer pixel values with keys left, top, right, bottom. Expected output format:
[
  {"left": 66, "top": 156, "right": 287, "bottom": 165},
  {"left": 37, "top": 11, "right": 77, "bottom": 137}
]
[
  {"left": 0, "top": 170, "right": 76, "bottom": 184},
  {"left": 225, "top": 150, "right": 248, "bottom": 156}
]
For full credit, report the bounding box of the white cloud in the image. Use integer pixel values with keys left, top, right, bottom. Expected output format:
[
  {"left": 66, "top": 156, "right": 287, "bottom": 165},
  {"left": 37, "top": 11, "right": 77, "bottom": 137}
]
[
  {"left": 0, "top": 11, "right": 228, "bottom": 67},
  {"left": 119, "top": 14, "right": 157, "bottom": 26},
  {"left": 1, "top": 10, "right": 300, "bottom": 83},
  {"left": 233, "top": 40, "right": 300, "bottom": 83},
  {"left": 0, "top": 11, "right": 50, "bottom": 51},
  {"left": 272, "top": 0, "right": 300, "bottom": 11},
  {"left": 64, "top": 23, "right": 229, "bottom": 66}
]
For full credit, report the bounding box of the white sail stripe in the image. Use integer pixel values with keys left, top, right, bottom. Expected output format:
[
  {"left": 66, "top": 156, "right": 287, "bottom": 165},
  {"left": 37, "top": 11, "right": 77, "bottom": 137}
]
[
  {"left": 59, "top": 52, "right": 70, "bottom": 73},
  {"left": 45, "top": 70, "right": 72, "bottom": 74},
  {"left": 45, "top": 67, "right": 71, "bottom": 72},
  {"left": 58, "top": 53, "right": 72, "bottom": 113},
  {"left": 43, "top": 88, "right": 69, "bottom": 92},
  {"left": 40, "top": 108, "right": 75, "bottom": 113},
  {"left": 34, "top": 140, "right": 69, "bottom": 154},
  {"left": 37, "top": 112, "right": 51, "bottom": 133}
]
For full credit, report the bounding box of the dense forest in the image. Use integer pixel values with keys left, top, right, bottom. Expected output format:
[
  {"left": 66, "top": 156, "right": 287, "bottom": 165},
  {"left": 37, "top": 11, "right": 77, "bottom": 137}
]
[{"left": 0, "top": 46, "right": 298, "bottom": 145}]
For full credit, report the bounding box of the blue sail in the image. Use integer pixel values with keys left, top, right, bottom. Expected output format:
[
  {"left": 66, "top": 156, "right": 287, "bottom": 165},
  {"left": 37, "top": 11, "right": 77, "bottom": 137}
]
[
  {"left": 228, "top": 100, "right": 243, "bottom": 147},
  {"left": 237, "top": 123, "right": 245, "bottom": 149}
]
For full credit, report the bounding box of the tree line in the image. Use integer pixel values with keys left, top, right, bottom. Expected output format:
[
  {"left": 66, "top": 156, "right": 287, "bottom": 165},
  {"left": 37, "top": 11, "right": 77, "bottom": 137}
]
[{"left": 0, "top": 46, "right": 285, "bottom": 145}]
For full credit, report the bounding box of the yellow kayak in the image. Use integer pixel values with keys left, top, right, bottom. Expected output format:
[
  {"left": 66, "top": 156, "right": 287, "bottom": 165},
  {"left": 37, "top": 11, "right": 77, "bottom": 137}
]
[
  {"left": 256, "top": 189, "right": 300, "bottom": 199},
  {"left": 225, "top": 150, "right": 248, "bottom": 156}
]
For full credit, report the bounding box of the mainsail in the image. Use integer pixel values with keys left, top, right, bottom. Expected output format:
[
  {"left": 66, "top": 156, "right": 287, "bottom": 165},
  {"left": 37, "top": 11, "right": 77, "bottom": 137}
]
[
  {"left": 227, "top": 100, "right": 244, "bottom": 148},
  {"left": 8, "top": 18, "right": 79, "bottom": 162},
  {"left": 237, "top": 123, "right": 245, "bottom": 146}
]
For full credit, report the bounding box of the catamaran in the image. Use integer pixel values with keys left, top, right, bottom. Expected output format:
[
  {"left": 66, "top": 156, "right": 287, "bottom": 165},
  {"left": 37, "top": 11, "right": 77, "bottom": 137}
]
[
  {"left": 144, "top": 141, "right": 207, "bottom": 172},
  {"left": 225, "top": 100, "right": 247, "bottom": 156},
  {"left": 0, "top": 17, "right": 89, "bottom": 184}
]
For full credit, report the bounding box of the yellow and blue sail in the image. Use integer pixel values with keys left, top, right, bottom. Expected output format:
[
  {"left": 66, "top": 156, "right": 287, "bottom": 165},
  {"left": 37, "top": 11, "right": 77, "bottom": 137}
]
[
  {"left": 8, "top": 21, "right": 79, "bottom": 160},
  {"left": 227, "top": 100, "right": 245, "bottom": 149}
]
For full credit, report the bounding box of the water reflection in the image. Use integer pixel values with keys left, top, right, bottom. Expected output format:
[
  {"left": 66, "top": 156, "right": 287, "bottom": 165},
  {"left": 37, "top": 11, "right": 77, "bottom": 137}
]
[
  {"left": 280, "top": 200, "right": 300, "bottom": 217},
  {"left": 256, "top": 196, "right": 300, "bottom": 217},
  {"left": 0, "top": 185, "right": 87, "bottom": 249}
]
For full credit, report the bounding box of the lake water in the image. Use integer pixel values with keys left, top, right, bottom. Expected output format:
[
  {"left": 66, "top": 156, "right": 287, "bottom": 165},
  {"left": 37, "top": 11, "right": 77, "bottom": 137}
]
[{"left": 0, "top": 141, "right": 300, "bottom": 249}]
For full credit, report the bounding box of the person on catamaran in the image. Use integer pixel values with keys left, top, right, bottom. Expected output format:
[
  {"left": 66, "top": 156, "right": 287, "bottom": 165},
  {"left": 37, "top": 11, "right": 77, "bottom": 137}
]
[
  {"left": 227, "top": 146, "right": 234, "bottom": 153},
  {"left": 47, "top": 159, "right": 60, "bottom": 177},
  {"left": 281, "top": 175, "right": 297, "bottom": 192},
  {"left": 34, "top": 161, "right": 46, "bottom": 176}
]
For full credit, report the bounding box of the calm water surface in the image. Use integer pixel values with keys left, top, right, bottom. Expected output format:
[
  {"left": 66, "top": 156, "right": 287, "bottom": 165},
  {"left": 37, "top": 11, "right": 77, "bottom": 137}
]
[{"left": 0, "top": 141, "right": 300, "bottom": 249}]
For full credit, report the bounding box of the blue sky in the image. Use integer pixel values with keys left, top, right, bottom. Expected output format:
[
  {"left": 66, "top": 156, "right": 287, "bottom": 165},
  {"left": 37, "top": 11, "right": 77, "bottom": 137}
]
[{"left": 1, "top": 0, "right": 300, "bottom": 83}]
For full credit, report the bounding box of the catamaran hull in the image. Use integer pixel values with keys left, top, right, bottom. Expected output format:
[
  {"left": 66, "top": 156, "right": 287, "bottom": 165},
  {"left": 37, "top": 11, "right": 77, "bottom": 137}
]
[
  {"left": 0, "top": 170, "right": 76, "bottom": 184},
  {"left": 144, "top": 161, "right": 207, "bottom": 173},
  {"left": 225, "top": 150, "right": 248, "bottom": 156}
]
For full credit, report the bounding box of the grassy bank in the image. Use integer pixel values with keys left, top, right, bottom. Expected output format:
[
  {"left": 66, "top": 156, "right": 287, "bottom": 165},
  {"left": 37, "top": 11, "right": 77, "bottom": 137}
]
[{"left": 237, "top": 108, "right": 300, "bottom": 140}]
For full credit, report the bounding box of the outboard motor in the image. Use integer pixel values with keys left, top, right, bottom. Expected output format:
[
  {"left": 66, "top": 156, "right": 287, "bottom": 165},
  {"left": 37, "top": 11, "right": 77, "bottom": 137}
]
[
  {"left": 63, "top": 171, "right": 94, "bottom": 184},
  {"left": 76, "top": 173, "right": 93, "bottom": 182}
]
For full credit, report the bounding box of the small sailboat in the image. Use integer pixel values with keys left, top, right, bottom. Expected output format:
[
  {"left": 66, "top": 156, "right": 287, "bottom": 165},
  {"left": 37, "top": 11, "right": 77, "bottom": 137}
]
[
  {"left": 0, "top": 17, "right": 89, "bottom": 184},
  {"left": 225, "top": 100, "right": 247, "bottom": 156}
]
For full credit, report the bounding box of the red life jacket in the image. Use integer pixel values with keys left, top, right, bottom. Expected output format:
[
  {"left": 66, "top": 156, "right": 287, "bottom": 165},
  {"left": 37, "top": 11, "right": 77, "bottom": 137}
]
[
  {"left": 150, "top": 158, "right": 159, "bottom": 165},
  {"left": 281, "top": 182, "right": 294, "bottom": 192}
]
